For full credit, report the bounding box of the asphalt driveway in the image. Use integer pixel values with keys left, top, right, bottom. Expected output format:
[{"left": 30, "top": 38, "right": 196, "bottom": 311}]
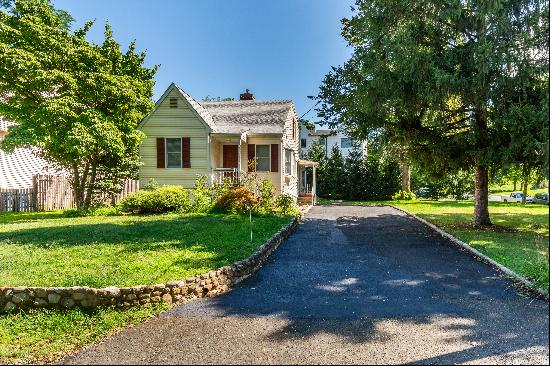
[{"left": 61, "top": 205, "right": 549, "bottom": 365}]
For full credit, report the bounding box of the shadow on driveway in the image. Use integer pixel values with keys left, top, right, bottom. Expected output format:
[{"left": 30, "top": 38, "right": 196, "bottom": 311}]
[{"left": 62, "top": 205, "right": 549, "bottom": 365}]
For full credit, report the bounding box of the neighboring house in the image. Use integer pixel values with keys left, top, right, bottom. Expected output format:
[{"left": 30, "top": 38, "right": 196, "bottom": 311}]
[
  {"left": 0, "top": 119, "right": 51, "bottom": 189},
  {"left": 138, "top": 83, "right": 317, "bottom": 201},
  {"left": 300, "top": 120, "right": 367, "bottom": 158}
]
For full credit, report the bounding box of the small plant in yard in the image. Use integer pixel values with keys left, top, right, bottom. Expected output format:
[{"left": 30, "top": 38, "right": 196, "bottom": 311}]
[
  {"left": 275, "top": 194, "right": 300, "bottom": 215},
  {"left": 118, "top": 186, "right": 191, "bottom": 214},
  {"left": 142, "top": 178, "right": 160, "bottom": 191},
  {"left": 257, "top": 179, "right": 275, "bottom": 213},
  {"left": 392, "top": 190, "right": 417, "bottom": 201},
  {"left": 191, "top": 175, "right": 214, "bottom": 213},
  {"left": 213, "top": 186, "right": 260, "bottom": 214}
]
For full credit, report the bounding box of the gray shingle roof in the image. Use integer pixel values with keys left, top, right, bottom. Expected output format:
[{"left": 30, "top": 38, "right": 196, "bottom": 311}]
[
  {"left": 201, "top": 100, "right": 294, "bottom": 134},
  {"left": 172, "top": 84, "right": 216, "bottom": 131}
]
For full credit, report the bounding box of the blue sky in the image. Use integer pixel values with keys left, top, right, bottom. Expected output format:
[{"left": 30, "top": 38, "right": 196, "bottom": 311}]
[{"left": 53, "top": 0, "right": 353, "bottom": 120}]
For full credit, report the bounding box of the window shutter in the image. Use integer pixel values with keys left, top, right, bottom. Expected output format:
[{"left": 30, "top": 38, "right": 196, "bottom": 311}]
[
  {"left": 156, "top": 138, "right": 165, "bottom": 168},
  {"left": 270, "top": 144, "right": 279, "bottom": 172},
  {"left": 247, "top": 144, "right": 256, "bottom": 172},
  {"left": 182, "top": 137, "right": 191, "bottom": 168}
]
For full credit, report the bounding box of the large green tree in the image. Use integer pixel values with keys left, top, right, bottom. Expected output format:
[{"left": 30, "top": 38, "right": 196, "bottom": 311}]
[
  {"left": 317, "top": 0, "right": 548, "bottom": 226},
  {"left": 0, "top": 0, "right": 157, "bottom": 209}
]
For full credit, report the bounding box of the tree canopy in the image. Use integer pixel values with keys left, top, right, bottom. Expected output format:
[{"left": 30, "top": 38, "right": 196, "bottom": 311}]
[
  {"left": 0, "top": 0, "right": 157, "bottom": 209},
  {"left": 316, "top": 0, "right": 549, "bottom": 225}
]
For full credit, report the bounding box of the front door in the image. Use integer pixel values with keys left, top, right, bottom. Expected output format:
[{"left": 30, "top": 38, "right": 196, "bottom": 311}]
[{"left": 223, "top": 145, "right": 238, "bottom": 168}]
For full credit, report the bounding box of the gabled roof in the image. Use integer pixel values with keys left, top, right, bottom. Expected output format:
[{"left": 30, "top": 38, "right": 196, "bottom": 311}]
[
  {"left": 201, "top": 100, "right": 295, "bottom": 134},
  {"left": 172, "top": 84, "right": 216, "bottom": 130},
  {"left": 139, "top": 83, "right": 216, "bottom": 131},
  {"left": 141, "top": 83, "right": 297, "bottom": 135}
]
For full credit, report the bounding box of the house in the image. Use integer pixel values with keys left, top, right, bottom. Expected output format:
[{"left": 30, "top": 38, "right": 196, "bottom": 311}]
[
  {"left": 300, "top": 120, "right": 367, "bottom": 158},
  {"left": 0, "top": 119, "right": 51, "bottom": 189},
  {"left": 138, "top": 83, "right": 318, "bottom": 202}
]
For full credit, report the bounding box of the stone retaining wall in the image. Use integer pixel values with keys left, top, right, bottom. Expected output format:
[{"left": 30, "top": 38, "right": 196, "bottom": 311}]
[{"left": 0, "top": 216, "right": 299, "bottom": 313}]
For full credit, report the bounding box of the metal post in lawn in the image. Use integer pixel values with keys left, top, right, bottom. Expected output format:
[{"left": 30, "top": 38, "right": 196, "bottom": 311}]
[{"left": 249, "top": 208, "right": 253, "bottom": 242}]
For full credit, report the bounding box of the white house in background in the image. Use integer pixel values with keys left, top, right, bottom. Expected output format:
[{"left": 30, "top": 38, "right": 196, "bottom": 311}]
[
  {"left": 299, "top": 120, "right": 367, "bottom": 158},
  {"left": 0, "top": 119, "right": 52, "bottom": 189}
]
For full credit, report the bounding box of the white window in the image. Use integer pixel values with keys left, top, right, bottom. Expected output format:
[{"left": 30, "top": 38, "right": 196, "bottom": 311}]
[
  {"left": 341, "top": 137, "right": 352, "bottom": 149},
  {"left": 285, "top": 149, "right": 293, "bottom": 174},
  {"left": 301, "top": 138, "right": 307, "bottom": 148},
  {"left": 256, "top": 145, "right": 270, "bottom": 172},
  {"left": 166, "top": 138, "right": 182, "bottom": 168}
]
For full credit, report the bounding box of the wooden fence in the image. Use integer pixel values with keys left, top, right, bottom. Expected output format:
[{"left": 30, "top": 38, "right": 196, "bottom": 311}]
[{"left": 0, "top": 174, "right": 139, "bottom": 212}]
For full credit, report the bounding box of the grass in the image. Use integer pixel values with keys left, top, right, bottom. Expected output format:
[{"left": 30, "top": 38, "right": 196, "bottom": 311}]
[
  {"left": 318, "top": 198, "right": 549, "bottom": 291},
  {"left": 489, "top": 183, "right": 548, "bottom": 197},
  {"left": 0, "top": 211, "right": 292, "bottom": 288},
  {"left": 0, "top": 304, "right": 169, "bottom": 364},
  {"left": 0, "top": 210, "right": 292, "bottom": 364}
]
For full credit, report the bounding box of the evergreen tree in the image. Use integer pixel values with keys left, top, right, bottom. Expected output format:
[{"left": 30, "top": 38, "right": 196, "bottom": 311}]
[
  {"left": 344, "top": 143, "right": 365, "bottom": 200},
  {"left": 316, "top": 0, "right": 548, "bottom": 226},
  {"left": 325, "top": 145, "right": 346, "bottom": 199}
]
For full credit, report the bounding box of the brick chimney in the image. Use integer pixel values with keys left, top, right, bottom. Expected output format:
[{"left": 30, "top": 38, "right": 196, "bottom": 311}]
[{"left": 239, "top": 89, "right": 255, "bottom": 101}]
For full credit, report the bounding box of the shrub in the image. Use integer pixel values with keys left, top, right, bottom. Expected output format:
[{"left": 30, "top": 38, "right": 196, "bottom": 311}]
[
  {"left": 392, "top": 190, "right": 417, "bottom": 201},
  {"left": 142, "top": 178, "right": 159, "bottom": 191},
  {"left": 118, "top": 186, "right": 191, "bottom": 214},
  {"left": 213, "top": 186, "right": 260, "bottom": 214},
  {"left": 275, "top": 194, "right": 299, "bottom": 215},
  {"left": 191, "top": 175, "right": 213, "bottom": 212},
  {"left": 257, "top": 179, "right": 275, "bottom": 213}
]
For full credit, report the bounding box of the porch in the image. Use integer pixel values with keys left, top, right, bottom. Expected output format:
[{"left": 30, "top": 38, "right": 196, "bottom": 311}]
[
  {"left": 298, "top": 159, "right": 318, "bottom": 205},
  {"left": 210, "top": 133, "right": 245, "bottom": 185}
]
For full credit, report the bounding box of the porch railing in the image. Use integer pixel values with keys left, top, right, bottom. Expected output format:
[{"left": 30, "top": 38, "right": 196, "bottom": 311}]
[{"left": 212, "top": 168, "right": 239, "bottom": 185}]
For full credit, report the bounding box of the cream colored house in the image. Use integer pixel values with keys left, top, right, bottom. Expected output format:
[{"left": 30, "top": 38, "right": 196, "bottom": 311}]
[{"left": 138, "top": 83, "right": 317, "bottom": 202}]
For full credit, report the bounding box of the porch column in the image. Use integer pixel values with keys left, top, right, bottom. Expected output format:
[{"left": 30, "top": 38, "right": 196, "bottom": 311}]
[
  {"left": 312, "top": 166, "right": 317, "bottom": 205},
  {"left": 237, "top": 140, "right": 242, "bottom": 181}
]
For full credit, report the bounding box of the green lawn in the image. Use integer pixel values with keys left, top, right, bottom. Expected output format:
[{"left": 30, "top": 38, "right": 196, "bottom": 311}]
[
  {"left": 489, "top": 183, "right": 548, "bottom": 197},
  {"left": 319, "top": 198, "right": 549, "bottom": 291},
  {"left": 0, "top": 304, "right": 168, "bottom": 364},
  {"left": 0, "top": 212, "right": 292, "bottom": 288},
  {"left": 0, "top": 211, "right": 292, "bottom": 364}
]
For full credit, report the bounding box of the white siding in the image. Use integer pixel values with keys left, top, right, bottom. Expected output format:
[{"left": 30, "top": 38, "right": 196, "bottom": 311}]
[
  {"left": 281, "top": 108, "right": 299, "bottom": 200},
  {"left": 139, "top": 88, "right": 210, "bottom": 188}
]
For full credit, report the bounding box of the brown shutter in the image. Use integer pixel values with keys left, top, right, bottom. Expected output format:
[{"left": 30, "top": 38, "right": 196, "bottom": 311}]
[
  {"left": 182, "top": 137, "right": 191, "bottom": 168},
  {"left": 156, "top": 138, "right": 165, "bottom": 168},
  {"left": 270, "top": 144, "right": 279, "bottom": 172},
  {"left": 247, "top": 144, "right": 256, "bottom": 172}
]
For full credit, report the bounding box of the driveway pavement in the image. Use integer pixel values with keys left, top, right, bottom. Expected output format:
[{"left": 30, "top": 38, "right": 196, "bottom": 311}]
[{"left": 60, "top": 205, "right": 549, "bottom": 365}]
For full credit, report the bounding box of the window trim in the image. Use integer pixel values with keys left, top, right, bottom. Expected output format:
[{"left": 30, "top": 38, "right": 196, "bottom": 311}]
[
  {"left": 165, "top": 137, "right": 182, "bottom": 168},
  {"left": 255, "top": 144, "right": 271, "bottom": 172},
  {"left": 285, "top": 149, "right": 295, "bottom": 175}
]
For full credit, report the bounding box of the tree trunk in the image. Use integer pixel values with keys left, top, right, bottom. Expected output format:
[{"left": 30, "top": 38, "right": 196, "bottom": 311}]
[
  {"left": 400, "top": 160, "right": 411, "bottom": 192},
  {"left": 521, "top": 166, "right": 531, "bottom": 205},
  {"left": 473, "top": 165, "right": 491, "bottom": 226},
  {"left": 397, "top": 148, "right": 411, "bottom": 192},
  {"left": 513, "top": 179, "right": 517, "bottom": 191},
  {"left": 72, "top": 165, "right": 84, "bottom": 210}
]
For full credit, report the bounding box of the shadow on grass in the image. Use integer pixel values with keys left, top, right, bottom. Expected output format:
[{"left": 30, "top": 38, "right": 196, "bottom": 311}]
[
  {"left": 0, "top": 213, "right": 285, "bottom": 249},
  {"left": 0, "top": 213, "right": 291, "bottom": 287}
]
